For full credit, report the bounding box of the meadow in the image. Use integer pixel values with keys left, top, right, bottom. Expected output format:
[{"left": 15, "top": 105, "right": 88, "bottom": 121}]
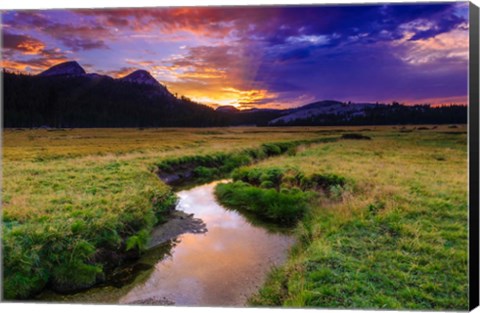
[{"left": 1, "top": 125, "right": 468, "bottom": 309}]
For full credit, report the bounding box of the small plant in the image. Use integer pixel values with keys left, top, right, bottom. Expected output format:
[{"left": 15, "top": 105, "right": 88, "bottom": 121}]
[{"left": 125, "top": 229, "right": 150, "bottom": 252}]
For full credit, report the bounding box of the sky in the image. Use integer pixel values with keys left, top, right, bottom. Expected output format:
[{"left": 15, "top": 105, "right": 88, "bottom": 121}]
[{"left": 0, "top": 2, "right": 470, "bottom": 109}]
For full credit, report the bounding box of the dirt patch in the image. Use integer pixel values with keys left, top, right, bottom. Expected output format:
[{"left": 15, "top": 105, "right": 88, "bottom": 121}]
[{"left": 147, "top": 210, "right": 207, "bottom": 249}]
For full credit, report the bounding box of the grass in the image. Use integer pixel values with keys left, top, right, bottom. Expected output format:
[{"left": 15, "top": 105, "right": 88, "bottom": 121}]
[
  {"left": 215, "top": 166, "right": 347, "bottom": 225},
  {"left": 215, "top": 181, "right": 312, "bottom": 225},
  {"left": 1, "top": 127, "right": 336, "bottom": 299},
  {"left": 1, "top": 125, "right": 468, "bottom": 309},
  {"left": 156, "top": 138, "right": 336, "bottom": 186},
  {"left": 245, "top": 125, "right": 468, "bottom": 310}
]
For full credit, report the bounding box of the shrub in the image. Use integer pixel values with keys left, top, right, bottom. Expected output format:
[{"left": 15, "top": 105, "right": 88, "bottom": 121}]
[
  {"left": 215, "top": 181, "right": 311, "bottom": 225},
  {"left": 260, "top": 180, "right": 275, "bottom": 189}
]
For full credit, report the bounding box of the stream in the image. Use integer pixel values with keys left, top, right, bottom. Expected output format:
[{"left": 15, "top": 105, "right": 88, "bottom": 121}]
[{"left": 37, "top": 180, "right": 294, "bottom": 306}]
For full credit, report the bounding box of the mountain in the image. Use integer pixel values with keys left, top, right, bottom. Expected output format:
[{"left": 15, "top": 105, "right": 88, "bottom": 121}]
[
  {"left": 3, "top": 61, "right": 467, "bottom": 128},
  {"left": 38, "top": 61, "right": 86, "bottom": 77},
  {"left": 84, "top": 73, "right": 114, "bottom": 80},
  {"left": 119, "top": 70, "right": 160, "bottom": 86},
  {"left": 118, "top": 70, "right": 171, "bottom": 97},
  {"left": 269, "top": 100, "right": 381, "bottom": 125},
  {"left": 268, "top": 100, "right": 466, "bottom": 126},
  {"left": 4, "top": 61, "right": 223, "bottom": 128}
]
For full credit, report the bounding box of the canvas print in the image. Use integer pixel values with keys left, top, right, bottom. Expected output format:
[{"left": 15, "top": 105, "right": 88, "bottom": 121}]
[{"left": 1, "top": 1, "right": 476, "bottom": 310}]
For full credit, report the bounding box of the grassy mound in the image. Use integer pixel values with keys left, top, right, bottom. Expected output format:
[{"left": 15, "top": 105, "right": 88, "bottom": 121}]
[
  {"left": 215, "top": 181, "right": 312, "bottom": 225},
  {"left": 215, "top": 167, "right": 347, "bottom": 225}
]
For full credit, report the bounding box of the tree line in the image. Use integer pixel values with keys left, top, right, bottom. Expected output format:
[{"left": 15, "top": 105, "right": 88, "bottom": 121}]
[{"left": 3, "top": 71, "right": 467, "bottom": 128}]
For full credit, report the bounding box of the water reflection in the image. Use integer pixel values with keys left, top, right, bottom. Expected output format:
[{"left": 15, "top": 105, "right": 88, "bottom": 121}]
[{"left": 120, "top": 181, "right": 294, "bottom": 306}]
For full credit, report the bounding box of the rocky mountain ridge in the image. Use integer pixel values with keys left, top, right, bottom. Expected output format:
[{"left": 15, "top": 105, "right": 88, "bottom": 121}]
[{"left": 38, "top": 61, "right": 171, "bottom": 96}]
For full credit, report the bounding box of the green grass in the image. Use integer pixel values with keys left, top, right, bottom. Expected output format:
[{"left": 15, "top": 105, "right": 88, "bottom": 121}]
[
  {"left": 1, "top": 127, "right": 337, "bottom": 299},
  {"left": 2, "top": 125, "right": 468, "bottom": 309},
  {"left": 246, "top": 126, "right": 468, "bottom": 310},
  {"left": 215, "top": 166, "right": 348, "bottom": 225},
  {"left": 156, "top": 138, "right": 336, "bottom": 185},
  {"left": 215, "top": 181, "right": 312, "bottom": 225}
]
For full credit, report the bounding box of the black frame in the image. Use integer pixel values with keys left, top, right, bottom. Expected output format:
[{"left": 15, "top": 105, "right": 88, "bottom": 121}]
[{"left": 469, "top": 1, "right": 480, "bottom": 311}]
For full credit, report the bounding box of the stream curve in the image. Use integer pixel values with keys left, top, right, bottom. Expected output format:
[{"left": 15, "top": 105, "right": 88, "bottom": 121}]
[
  {"left": 120, "top": 180, "right": 294, "bottom": 306},
  {"left": 37, "top": 180, "right": 294, "bottom": 306}
]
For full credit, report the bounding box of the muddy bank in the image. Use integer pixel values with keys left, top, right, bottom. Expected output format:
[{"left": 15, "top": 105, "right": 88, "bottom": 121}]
[{"left": 147, "top": 210, "right": 207, "bottom": 249}]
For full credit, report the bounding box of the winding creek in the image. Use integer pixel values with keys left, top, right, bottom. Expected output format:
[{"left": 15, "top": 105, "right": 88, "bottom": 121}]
[{"left": 38, "top": 180, "right": 294, "bottom": 306}]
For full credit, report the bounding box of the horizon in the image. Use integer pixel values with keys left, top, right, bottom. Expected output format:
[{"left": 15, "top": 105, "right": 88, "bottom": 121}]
[{"left": 1, "top": 3, "right": 470, "bottom": 109}]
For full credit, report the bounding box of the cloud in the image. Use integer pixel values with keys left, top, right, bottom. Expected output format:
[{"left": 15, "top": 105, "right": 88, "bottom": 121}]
[
  {"left": 1, "top": 31, "right": 69, "bottom": 73},
  {"left": 59, "top": 37, "right": 108, "bottom": 51},
  {"left": 125, "top": 59, "right": 155, "bottom": 67},
  {"left": 0, "top": 50, "right": 69, "bottom": 73},
  {"left": 4, "top": 11, "right": 111, "bottom": 51},
  {"left": 2, "top": 32, "right": 45, "bottom": 55},
  {"left": 98, "top": 66, "right": 137, "bottom": 78},
  {"left": 1, "top": 3, "right": 468, "bottom": 107},
  {"left": 393, "top": 23, "right": 468, "bottom": 65}
]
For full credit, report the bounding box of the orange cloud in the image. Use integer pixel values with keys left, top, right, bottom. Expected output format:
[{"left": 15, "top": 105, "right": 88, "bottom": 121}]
[
  {"left": 99, "top": 67, "right": 137, "bottom": 78},
  {"left": 77, "top": 7, "right": 275, "bottom": 38},
  {"left": 126, "top": 59, "right": 155, "bottom": 67},
  {"left": 16, "top": 39, "right": 45, "bottom": 55},
  {"left": 113, "top": 42, "right": 274, "bottom": 108},
  {"left": 0, "top": 56, "right": 69, "bottom": 73},
  {"left": 3, "top": 32, "right": 45, "bottom": 55}
]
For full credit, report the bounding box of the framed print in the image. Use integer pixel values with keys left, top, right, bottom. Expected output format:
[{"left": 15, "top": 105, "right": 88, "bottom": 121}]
[{"left": 1, "top": 0, "right": 479, "bottom": 311}]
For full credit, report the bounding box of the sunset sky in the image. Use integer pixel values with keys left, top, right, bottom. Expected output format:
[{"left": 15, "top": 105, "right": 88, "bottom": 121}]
[{"left": 1, "top": 2, "right": 470, "bottom": 109}]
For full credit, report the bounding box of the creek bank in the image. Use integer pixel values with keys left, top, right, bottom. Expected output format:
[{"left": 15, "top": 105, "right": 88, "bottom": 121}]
[
  {"left": 39, "top": 180, "right": 296, "bottom": 305},
  {"left": 119, "top": 181, "right": 295, "bottom": 306},
  {"left": 155, "top": 137, "right": 338, "bottom": 187},
  {"left": 147, "top": 210, "right": 207, "bottom": 249},
  {"left": 31, "top": 138, "right": 336, "bottom": 300}
]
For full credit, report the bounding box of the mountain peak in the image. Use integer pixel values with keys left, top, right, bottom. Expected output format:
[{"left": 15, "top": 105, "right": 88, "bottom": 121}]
[
  {"left": 38, "top": 61, "right": 86, "bottom": 77},
  {"left": 119, "top": 70, "right": 161, "bottom": 87}
]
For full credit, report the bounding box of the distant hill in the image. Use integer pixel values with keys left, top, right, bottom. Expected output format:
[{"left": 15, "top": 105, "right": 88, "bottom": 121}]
[
  {"left": 3, "top": 61, "right": 467, "bottom": 128},
  {"left": 216, "top": 105, "right": 240, "bottom": 113},
  {"left": 269, "top": 100, "right": 380, "bottom": 125},
  {"left": 268, "top": 101, "right": 467, "bottom": 126}
]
